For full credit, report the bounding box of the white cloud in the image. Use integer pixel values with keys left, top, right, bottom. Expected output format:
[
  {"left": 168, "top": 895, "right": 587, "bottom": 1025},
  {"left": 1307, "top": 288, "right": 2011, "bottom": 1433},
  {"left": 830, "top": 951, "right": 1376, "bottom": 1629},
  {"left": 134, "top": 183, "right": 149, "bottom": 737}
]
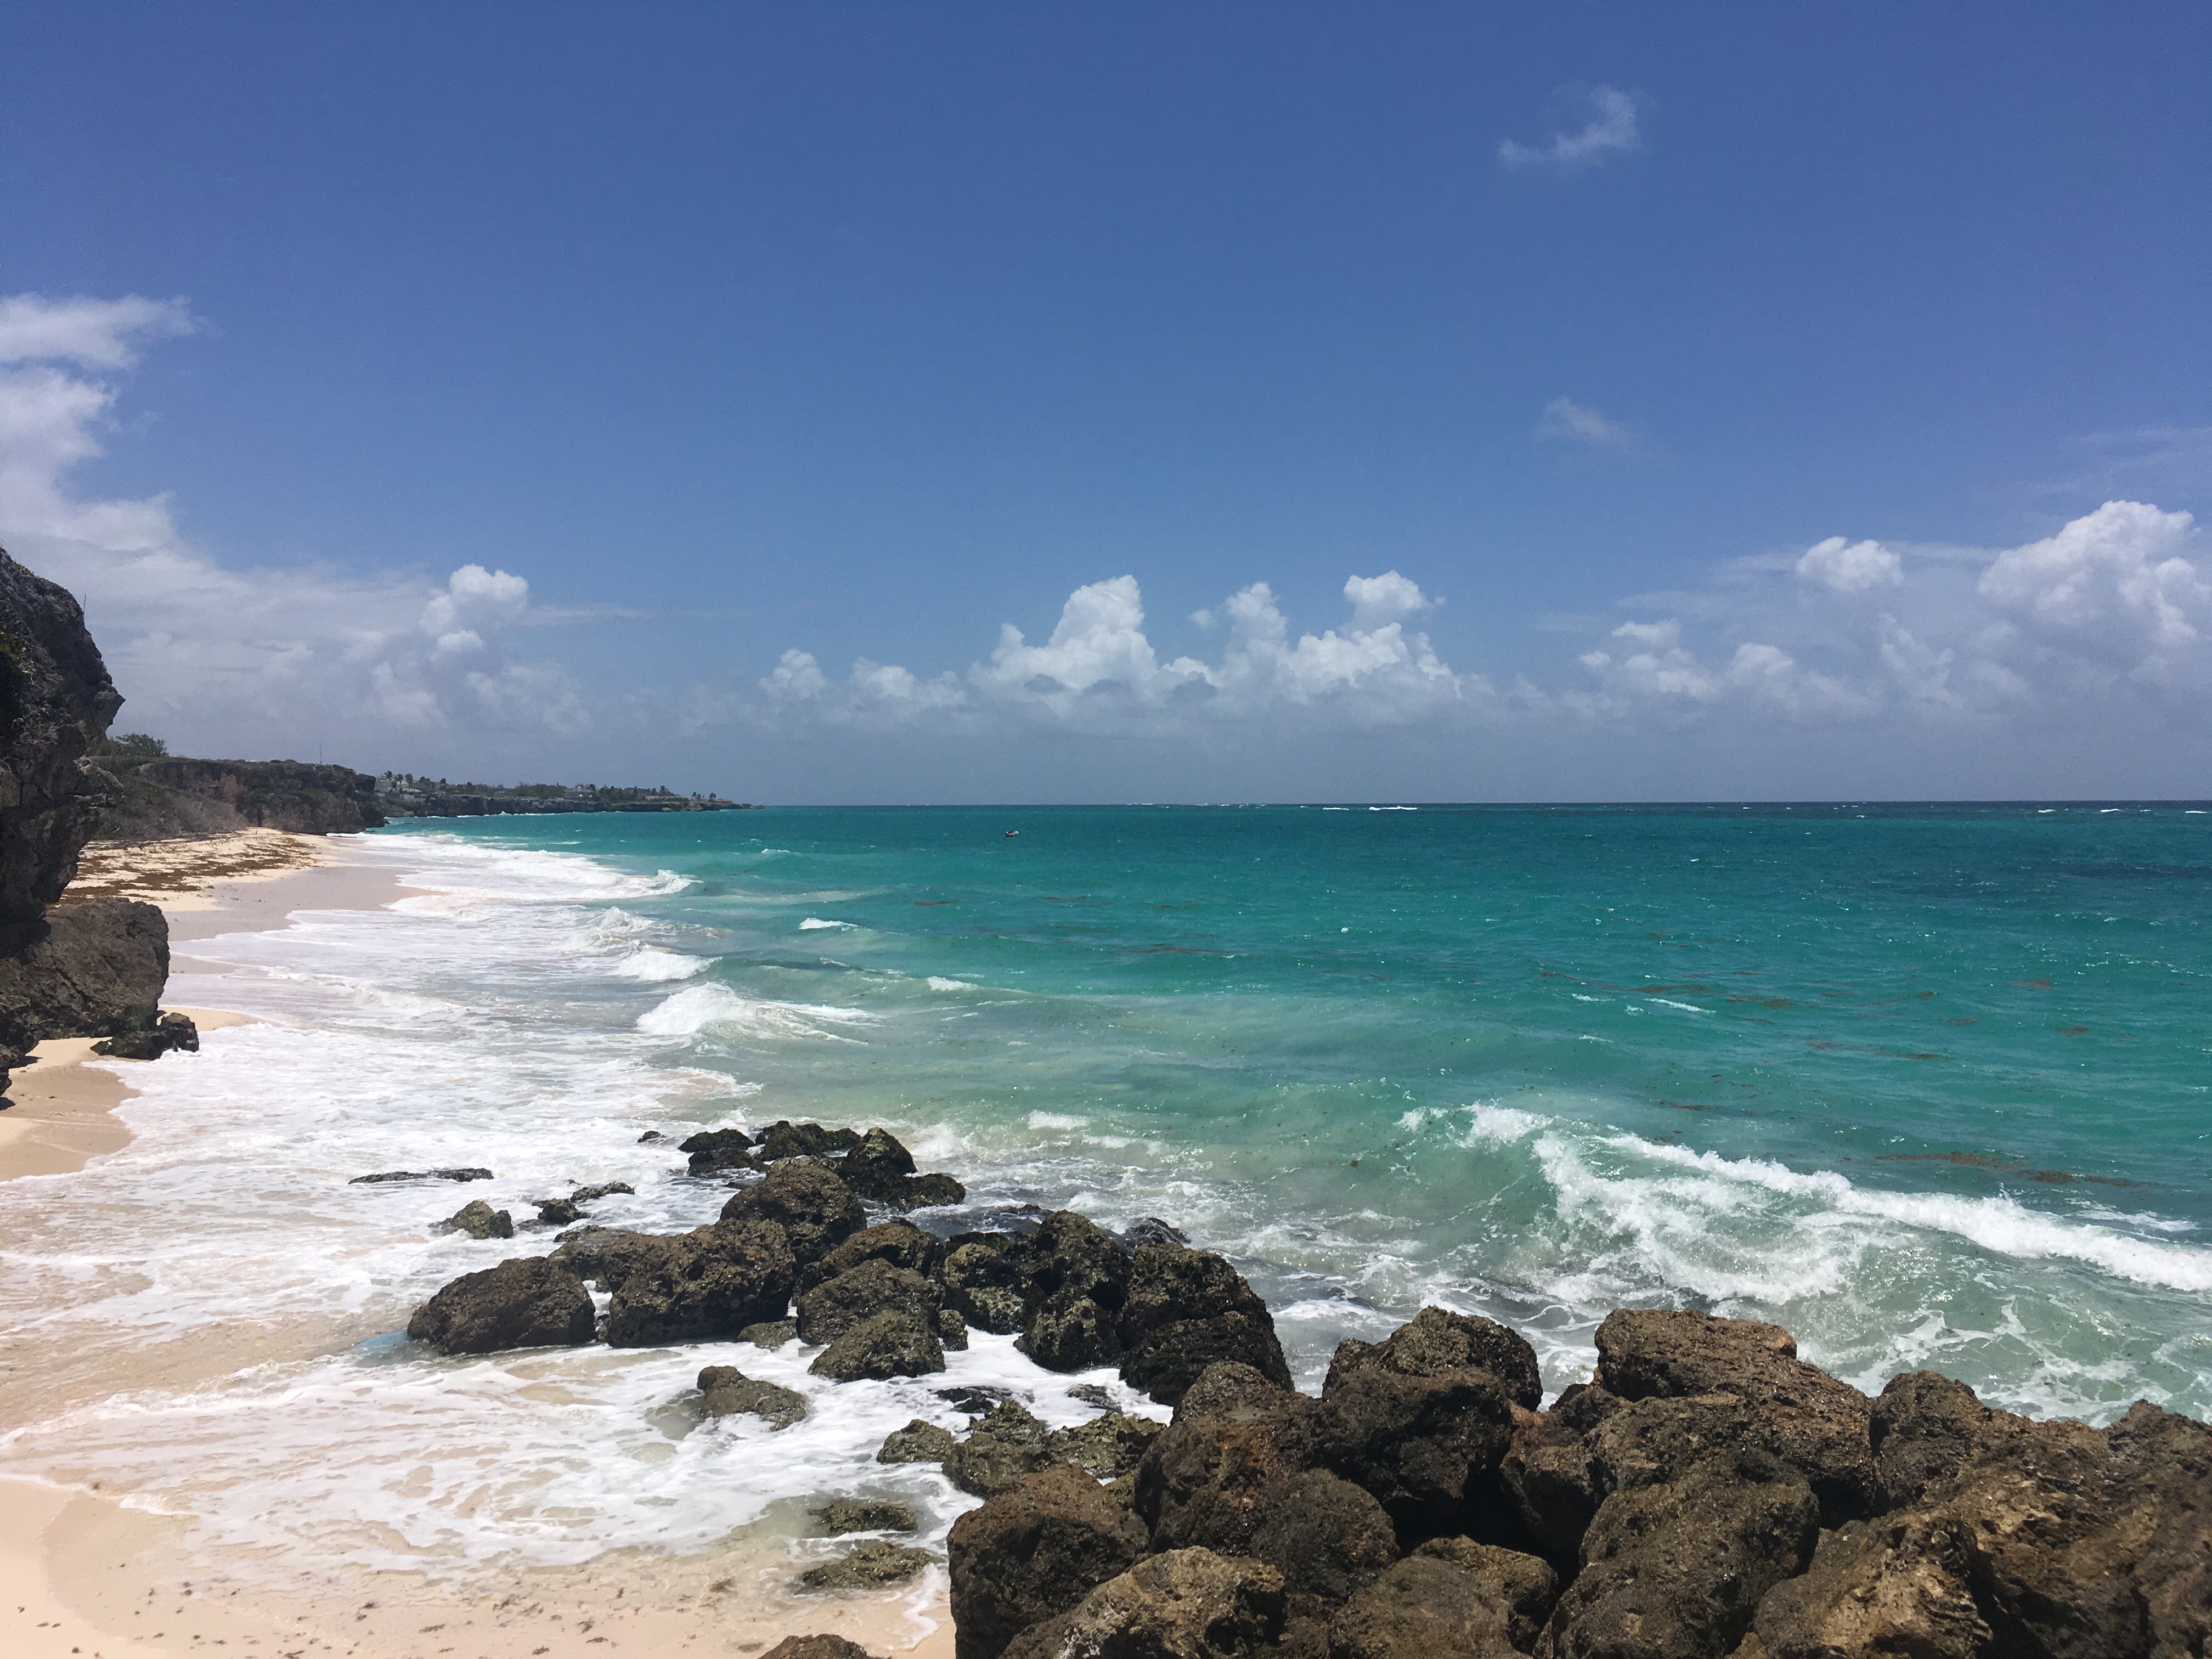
[
  {"left": 1536, "top": 397, "right": 1633, "bottom": 449},
  {"left": 1977, "top": 500, "right": 2207, "bottom": 678},
  {"left": 0, "top": 292, "right": 594, "bottom": 752},
  {"left": 1499, "top": 87, "right": 1642, "bottom": 172},
  {"left": 754, "top": 571, "right": 1475, "bottom": 735},
  {"left": 1796, "top": 536, "right": 1903, "bottom": 592}
]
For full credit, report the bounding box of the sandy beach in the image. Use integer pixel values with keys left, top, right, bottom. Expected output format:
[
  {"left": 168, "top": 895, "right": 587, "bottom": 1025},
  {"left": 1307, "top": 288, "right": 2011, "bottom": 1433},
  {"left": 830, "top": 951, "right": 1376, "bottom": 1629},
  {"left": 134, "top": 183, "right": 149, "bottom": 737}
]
[{"left": 2, "top": 832, "right": 951, "bottom": 1659}]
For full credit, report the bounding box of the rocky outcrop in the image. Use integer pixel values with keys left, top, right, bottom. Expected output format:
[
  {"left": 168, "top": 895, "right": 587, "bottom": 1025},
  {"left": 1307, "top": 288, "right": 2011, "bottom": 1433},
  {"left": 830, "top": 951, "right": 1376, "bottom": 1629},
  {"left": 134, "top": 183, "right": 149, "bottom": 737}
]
[
  {"left": 92, "top": 1009, "right": 198, "bottom": 1059},
  {"left": 949, "top": 1465, "right": 1150, "bottom": 1659},
  {"left": 0, "top": 548, "right": 123, "bottom": 924},
  {"left": 0, "top": 894, "right": 168, "bottom": 1062},
  {"left": 602, "top": 1219, "right": 797, "bottom": 1346},
  {"left": 95, "top": 756, "right": 385, "bottom": 839},
  {"left": 719, "top": 1160, "right": 867, "bottom": 1264},
  {"left": 404, "top": 1256, "right": 595, "bottom": 1355},
  {"left": 442, "top": 1199, "right": 514, "bottom": 1240},
  {"left": 699, "top": 1363, "right": 807, "bottom": 1430}
]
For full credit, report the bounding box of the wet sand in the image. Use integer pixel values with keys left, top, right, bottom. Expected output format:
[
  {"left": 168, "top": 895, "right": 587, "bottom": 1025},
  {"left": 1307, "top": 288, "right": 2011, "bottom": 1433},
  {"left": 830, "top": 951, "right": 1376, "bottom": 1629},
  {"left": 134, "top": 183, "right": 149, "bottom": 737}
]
[{"left": 2, "top": 835, "right": 950, "bottom": 1659}]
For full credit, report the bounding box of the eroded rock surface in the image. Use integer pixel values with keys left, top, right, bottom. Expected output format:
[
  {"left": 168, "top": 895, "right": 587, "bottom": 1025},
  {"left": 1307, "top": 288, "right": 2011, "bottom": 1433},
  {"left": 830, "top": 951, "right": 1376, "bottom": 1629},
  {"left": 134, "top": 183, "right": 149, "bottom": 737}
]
[{"left": 405, "top": 1256, "right": 594, "bottom": 1355}]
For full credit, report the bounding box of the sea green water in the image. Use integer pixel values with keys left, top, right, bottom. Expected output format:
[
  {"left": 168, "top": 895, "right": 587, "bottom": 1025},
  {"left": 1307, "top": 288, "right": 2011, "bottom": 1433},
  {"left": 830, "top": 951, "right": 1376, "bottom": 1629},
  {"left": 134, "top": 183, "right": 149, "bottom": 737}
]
[{"left": 380, "top": 802, "right": 2212, "bottom": 1424}]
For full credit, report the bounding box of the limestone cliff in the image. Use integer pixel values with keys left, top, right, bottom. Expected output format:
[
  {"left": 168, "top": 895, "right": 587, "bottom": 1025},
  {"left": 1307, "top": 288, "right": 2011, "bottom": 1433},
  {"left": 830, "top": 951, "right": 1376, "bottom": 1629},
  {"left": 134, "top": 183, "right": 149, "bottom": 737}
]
[
  {"left": 0, "top": 547, "right": 171, "bottom": 1088},
  {"left": 97, "top": 756, "right": 386, "bottom": 839}
]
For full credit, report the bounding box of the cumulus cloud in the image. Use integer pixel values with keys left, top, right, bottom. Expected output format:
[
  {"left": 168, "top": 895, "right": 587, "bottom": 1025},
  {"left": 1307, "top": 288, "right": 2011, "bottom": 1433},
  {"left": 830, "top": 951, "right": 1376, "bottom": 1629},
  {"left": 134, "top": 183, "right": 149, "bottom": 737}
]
[
  {"left": 1499, "top": 87, "right": 1642, "bottom": 171},
  {"left": 1796, "top": 536, "right": 1903, "bottom": 592},
  {"left": 754, "top": 570, "right": 1474, "bottom": 736},
  {"left": 1536, "top": 397, "right": 1633, "bottom": 450},
  {"left": 0, "top": 292, "right": 592, "bottom": 751},
  {"left": 1573, "top": 501, "right": 2212, "bottom": 725}
]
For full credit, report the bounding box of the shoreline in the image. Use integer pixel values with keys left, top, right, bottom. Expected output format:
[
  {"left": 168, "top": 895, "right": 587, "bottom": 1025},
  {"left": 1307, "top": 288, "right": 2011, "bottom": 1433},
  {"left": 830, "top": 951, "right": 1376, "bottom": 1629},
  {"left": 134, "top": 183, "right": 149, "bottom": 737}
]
[{"left": 3, "top": 831, "right": 950, "bottom": 1659}]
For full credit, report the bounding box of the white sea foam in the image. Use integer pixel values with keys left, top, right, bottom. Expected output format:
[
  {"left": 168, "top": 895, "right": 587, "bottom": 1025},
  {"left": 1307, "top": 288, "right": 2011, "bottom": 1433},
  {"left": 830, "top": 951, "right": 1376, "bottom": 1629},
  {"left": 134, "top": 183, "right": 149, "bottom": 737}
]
[
  {"left": 1029, "top": 1112, "right": 1090, "bottom": 1131},
  {"left": 636, "top": 983, "right": 879, "bottom": 1040},
  {"left": 609, "top": 947, "right": 712, "bottom": 982},
  {"left": 799, "top": 917, "right": 856, "bottom": 930},
  {"left": 927, "top": 977, "right": 977, "bottom": 991}
]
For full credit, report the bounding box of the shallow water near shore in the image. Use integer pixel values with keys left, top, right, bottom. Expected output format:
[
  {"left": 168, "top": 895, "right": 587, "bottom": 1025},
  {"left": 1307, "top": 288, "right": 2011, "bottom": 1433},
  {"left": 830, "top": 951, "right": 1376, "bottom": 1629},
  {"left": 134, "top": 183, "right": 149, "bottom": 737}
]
[{"left": 2, "top": 802, "right": 2208, "bottom": 1594}]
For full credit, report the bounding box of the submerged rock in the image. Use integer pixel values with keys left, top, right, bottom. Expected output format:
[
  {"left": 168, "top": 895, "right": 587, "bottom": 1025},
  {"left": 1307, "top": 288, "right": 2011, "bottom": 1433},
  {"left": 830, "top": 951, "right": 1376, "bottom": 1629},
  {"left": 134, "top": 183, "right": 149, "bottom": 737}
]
[
  {"left": 698, "top": 1363, "right": 806, "bottom": 1430},
  {"left": 949, "top": 1465, "right": 1149, "bottom": 1659},
  {"left": 877, "top": 1418, "right": 960, "bottom": 1465},
  {"left": 442, "top": 1198, "right": 514, "bottom": 1240},
  {"left": 533, "top": 1197, "right": 582, "bottom": 1227},
  {"left": 799, "top": 1539, "right": 933, "bottom": 1592},
  {"left": 809, "top": 1309, "right": 946, "bottom": 1381},
  {"left": 352, "top": 1167, "right": 493, "bottom": 1184},
  {"left": 820, "top": 1498, "right": 919, "bottom": 1534},
  {"left": 405, "top": 1256, "right": 594, "bottom": 1355}
]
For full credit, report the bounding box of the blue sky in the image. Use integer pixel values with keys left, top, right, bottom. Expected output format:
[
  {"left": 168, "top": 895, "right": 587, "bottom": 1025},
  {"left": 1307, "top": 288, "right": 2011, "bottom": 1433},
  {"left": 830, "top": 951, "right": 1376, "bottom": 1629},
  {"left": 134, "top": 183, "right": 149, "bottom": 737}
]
[{"left": 4, "top": 3, "right": 2209, "bottom": 799}]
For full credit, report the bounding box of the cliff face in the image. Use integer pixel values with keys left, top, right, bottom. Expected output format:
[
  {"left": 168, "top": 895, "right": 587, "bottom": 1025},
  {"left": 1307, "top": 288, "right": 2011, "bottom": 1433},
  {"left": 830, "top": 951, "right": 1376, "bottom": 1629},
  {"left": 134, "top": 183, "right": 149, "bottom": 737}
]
[
  {"left": 0, "top": 548, "right": 124, "bottom": 924},
  {"left": 0, "top": 547, "right": 171, "bottom": 1086},
  {"left": 98, "top": 757, "right": 387, "bottom": 839}
]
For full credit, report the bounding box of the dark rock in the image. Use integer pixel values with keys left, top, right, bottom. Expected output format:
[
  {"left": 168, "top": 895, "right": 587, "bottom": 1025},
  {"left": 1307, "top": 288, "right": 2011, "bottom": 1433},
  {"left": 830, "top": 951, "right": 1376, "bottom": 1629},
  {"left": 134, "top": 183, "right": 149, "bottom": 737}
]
[
  {"left": 602, "top": 1219, "right": 798, "bottom": 1346},
  {"left": 0, "top": 898, "right": 169, "bottom": 1052},
  {"left": 1742, "top": 1511, "right": 1990, "bottom": 1659},
  {"left": 938, "top": 1384, "right": 1016, "bottom": 1417},
  {"left": 1023, "top": 1289, "right": 1124, "bottom": 1372},
  {"left": 405, "top": 1256, "right": 595, "bottom": 1355},
  {"left": 809, "top": 1309, "right": 946, "bottom": 1381},
  {"left": 1850, "top": 1383, "right": 2212, "bottom": 1659},
  {"left": 761, "top": 1639, "right": 876, "bottom": 1659},
  {"left": 442, "top": 1199, "right": 514, "bottom": 1240},
  {"left": 1136, "top": 1381, "right": 1322, "bottom": 1556},
  {"left": 742, "top": 1318, "right": 798, "bottom": 1349},
  {"left": 939, "top": 1307, "right": 970, "bottom": 1350},
  {"left": 1010, "top": 1211, "right": 1132, "bottom": 1310},
  {"left": 943, "top": 1241, "right": 1031, "bottom": 1334},
  {"left": 1325, "top": 1307, "right": 1542, "bottom": 1413},
  {"left": 1327, "top": 1553, "right": 1525, "bottom": 1659},
  {"left": 720, "top": 1160, "right": 866, "bottom": 1264},
  {"left": 1497, "top": 1382, "right": 1624, "bottom": 1562},
  {"left": 797, "top": 1259, "right": 944, "bottom": 1347},
  {"left": 757, "top": 1120, "right": 865, "bottom": 1161},
  {"left": 1246, "top": 1469, "right": 1399, "bottom": 1609},
  {"left": 820, "top": 1499, "right": 919, "bottom": 1535},
  {"left": 1408, "top": 1539, "right": 1558, "bottom": 1654},
  {"left": 949, "top": 1401, "right": 1056, "bottom": 1497},
  {"left": 1172, "top": 1362, "right": 1295, "bottom": 1425},
  {"left": 1070, "top": 1384, "right": 1117, "bottom": 1412},
  {"left": 682, "top": 1126, "right": 759, "bottom": 1175},
  {"left": 1116, "top": 1244, "right": 1289, "bottom": 1403},
  {"left": 799, "top": 1540, "right": 933, "bottom": 1591},
  {"left": 1043, "top": 1548, "right": 1286, "bottom": 1659},
  {"left": 91, "top": 1009, "right": 198, "bottom": 1060},
  {"left": 837, "top": 1125, "right": 918, "bottom": 1197},
  {"left": 1867, "top": 1369, "right": 1997, "bottom": 1510},
  {"left": 548, "top": 1224, "right": 667, "bottom": 1290},
  {"left": 1592, "top": 1308, "right": 1876, "bottom": 1525},
  {"left": 798, "top": 1219, "right": 944, "bottom": 1293},
  {"left": 947, "top": 1464, "right": 1150, "bottom": 1659},
  {"left": 1047, "top": 1412, "right": 1164, "bottom": 1482},
  {"left": 352, "top": 1167, "right": 493, "bottom": 1184},
  {"left": 1542, "top": 1447, "right": 1819, "bottom": 1659},
  {"left": 534, "top": 1197, "right": 582, "bottom": 1227},
  {"left": 636, "top": 1130, "right": 665, "bottom": 1143},
  {"left": 1118, "top": 1217, "right": 1190, "bottom": 1249},
  {"left": 0, "top": 548, "right": 124, "bottom": 926},
  {"left": 1120, "top": 1313, "right": 1293, "bottom": 1407},
  {"left": 569, "top": 1181, "right": 634, "bottom": 1204},
  {"left": 698, "top": 1363, "right": 807, "bottom": 1430},
  {"left": 878, "top": 1418, "right": 960, "bottom": 1465},
  {"left": 884, "top": 1171, "right": 968, "bottom": 1210},
  {"left": 1316, "top": 1311, "right": 1525, "bottom": 1536}
]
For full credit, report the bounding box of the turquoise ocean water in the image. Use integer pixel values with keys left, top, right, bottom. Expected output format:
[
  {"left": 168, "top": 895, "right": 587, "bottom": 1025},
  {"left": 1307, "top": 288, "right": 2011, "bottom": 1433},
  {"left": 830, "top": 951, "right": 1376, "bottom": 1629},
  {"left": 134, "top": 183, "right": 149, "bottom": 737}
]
[{"left": 380, "top": 801, "right": 2212, "bottom": 1423}]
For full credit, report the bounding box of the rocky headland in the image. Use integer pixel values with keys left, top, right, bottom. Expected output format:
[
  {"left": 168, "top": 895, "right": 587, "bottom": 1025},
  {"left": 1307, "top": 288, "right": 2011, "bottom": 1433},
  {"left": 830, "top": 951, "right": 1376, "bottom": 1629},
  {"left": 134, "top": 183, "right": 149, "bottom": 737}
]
[
  {"left": 406, "top": 1119, "right": 2211, "bottom": 1659},
  {"left": 0, "top": 547, "right": 193, "bottom": 1092},
  {"left": 95, "top": 752, "right": 388, "bottom": 838}
]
